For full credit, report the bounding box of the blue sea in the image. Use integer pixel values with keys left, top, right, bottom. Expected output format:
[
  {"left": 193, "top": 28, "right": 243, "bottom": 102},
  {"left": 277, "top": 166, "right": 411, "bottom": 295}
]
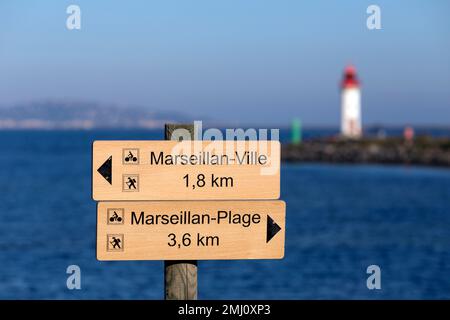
[{"left": 0, "top": 130, "right": 449, "bottom": 299}]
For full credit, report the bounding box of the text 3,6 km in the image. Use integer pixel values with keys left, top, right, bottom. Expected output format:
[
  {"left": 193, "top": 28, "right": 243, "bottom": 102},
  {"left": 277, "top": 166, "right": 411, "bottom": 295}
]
[{"left": 167, "top": 232, "right": 220, "bottom": 248}]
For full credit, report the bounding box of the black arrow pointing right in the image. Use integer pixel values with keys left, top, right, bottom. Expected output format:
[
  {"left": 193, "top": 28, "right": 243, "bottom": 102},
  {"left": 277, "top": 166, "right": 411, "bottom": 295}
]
[
  {"left": 97, "top": 156, "right": 112, "bottom": 184},
  {"left": 266, "top": 215, "right": 281, "bottom": 243}
]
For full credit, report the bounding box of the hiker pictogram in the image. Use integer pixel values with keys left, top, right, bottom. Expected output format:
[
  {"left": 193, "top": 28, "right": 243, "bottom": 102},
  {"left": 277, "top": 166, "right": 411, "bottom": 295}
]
[
  {"left": 122, "top": 148, "right": 139, "bottom": 164},
  {"left": 107, "top": 208, "right": 124, "bottom": 224},
  {"left": 127, "top": 177, "right": 137, "bottom": 189},
  {"left": 111, "top": 237, "right": 121, "bottom": 248},
  {"left": 123, "top": 174, "right": 139, "bottom": 192},
  {"left": 107, "top": 234, "right": 124, "bottom": 252}
]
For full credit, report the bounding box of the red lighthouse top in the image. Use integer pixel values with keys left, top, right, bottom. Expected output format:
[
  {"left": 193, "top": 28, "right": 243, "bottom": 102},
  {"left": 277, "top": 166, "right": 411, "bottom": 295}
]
[{"left": 341, "top": 65, "right": 360, "bottom": 89}]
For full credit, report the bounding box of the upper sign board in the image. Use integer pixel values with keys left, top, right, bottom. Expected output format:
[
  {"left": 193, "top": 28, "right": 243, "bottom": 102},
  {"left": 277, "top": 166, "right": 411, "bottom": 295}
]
[{"left": 92, "top": 140, "right": 280, "bottom": 200}]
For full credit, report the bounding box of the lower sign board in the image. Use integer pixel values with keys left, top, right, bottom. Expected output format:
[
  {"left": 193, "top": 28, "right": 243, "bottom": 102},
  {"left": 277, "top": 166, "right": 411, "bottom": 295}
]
[
  {"left": 92, "top": 140, "right": 280, "bottom": 200},
  {"left": 97, "top": 201, "right": 285, "bottom": 260}
]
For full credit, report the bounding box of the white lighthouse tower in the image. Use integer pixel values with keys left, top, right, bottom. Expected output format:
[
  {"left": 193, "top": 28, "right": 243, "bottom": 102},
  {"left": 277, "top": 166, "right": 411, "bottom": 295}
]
[{"left": 340, "top": 65, "right": 362, "bottom": 138}]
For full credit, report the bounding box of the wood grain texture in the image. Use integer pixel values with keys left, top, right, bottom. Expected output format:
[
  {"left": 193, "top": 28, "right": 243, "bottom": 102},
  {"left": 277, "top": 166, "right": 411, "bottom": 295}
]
[
  {"left": 164, "top": 260, "right": 198, "bottom": 300},
  {"left": 91, "top": 140, "right": 281, "bottom": 201},
  {"left": 165, "top": 124, "right": 197, "bottom": 300},
  {"left": 165, "top": 124, "right": 195, "bottom": 141},
  {"left": 96, "top": 200, "right": 286, "bottom": 260}
]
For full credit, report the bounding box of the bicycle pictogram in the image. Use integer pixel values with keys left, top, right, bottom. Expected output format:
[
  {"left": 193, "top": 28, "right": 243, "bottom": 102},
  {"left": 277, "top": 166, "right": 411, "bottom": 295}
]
[
  {"left": 125, "top": 151, "right": 137, "bottom": 163},
  {"left": 107, "top": 208, "right": 124, "bottom": 224},
  {"left": 122, "top": 148, "right": 139, "bottom": 165}
]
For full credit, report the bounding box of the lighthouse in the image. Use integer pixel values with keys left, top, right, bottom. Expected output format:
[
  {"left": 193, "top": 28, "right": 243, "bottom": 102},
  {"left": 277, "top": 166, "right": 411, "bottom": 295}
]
[{"left": 340, "top": 65, "right": 362, "bottom": 138}]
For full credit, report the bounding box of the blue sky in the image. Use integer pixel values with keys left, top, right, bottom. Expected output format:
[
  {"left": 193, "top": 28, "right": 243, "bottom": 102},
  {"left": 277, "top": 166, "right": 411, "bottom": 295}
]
[{"left": 0, "top": 0, "right": 449, "bottom": 126}]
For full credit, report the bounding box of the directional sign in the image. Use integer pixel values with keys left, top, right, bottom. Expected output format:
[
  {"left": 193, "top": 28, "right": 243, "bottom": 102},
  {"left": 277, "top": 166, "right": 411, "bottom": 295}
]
[
  {"left": 92, "top": 140, "right": 280, "bottom": 200},
  {"left": 97, "top": 201, "right": 285, "bottom": 260}
]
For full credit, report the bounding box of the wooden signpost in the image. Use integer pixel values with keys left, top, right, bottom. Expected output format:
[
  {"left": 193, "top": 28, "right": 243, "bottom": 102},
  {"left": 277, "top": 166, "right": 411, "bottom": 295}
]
[
  {"left": 164, "top": 124, "right": 197, "bottom": 300},
  {"left": 92, "top": 123, "right": 285, "bottom": 300},
  {"left": 97, "top": 200, "right": 285, "bottom": 260}
]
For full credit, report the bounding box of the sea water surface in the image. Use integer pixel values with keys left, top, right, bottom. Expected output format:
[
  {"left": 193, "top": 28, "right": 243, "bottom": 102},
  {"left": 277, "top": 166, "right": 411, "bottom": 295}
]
[{"left": 0, "top": 130, "right": 449, "bottom": 299}]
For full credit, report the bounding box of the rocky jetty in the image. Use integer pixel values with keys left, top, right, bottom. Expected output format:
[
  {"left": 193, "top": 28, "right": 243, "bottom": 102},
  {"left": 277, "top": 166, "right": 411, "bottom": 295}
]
[{"left": 282, "top": 136, "right": 450, "bottom": 167}]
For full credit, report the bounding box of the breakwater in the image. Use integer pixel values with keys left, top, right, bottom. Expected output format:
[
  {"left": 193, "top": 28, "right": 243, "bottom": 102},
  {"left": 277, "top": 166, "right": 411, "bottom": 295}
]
[{"left": 282, "top": 136, "right": 450, "bottom": 167}]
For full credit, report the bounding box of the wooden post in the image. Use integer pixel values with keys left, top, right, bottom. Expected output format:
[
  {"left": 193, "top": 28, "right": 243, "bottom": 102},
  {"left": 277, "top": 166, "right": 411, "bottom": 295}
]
[{"left": 164, "top": 123, "right": 198, "bottom": 300}]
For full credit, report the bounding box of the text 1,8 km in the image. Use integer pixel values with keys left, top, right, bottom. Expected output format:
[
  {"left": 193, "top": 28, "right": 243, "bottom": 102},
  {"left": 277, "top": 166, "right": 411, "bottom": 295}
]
[
  {"left": 168, "top": 232, "right": 220, "bottom": 248},
  {"left": 183, "top": 173, "right": 234, "bottom": 189}
]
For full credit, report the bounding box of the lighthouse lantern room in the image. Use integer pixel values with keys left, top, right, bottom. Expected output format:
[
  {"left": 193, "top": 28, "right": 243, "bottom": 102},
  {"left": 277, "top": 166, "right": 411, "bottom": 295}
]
[{"left": 340, "top": 65, "right": 362, "bottom": 138}]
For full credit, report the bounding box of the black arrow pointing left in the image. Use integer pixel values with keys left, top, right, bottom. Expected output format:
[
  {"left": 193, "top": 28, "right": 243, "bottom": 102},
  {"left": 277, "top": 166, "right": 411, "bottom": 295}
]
[{"left": 97, "top": 156, "right": 112, "bottom": 184}]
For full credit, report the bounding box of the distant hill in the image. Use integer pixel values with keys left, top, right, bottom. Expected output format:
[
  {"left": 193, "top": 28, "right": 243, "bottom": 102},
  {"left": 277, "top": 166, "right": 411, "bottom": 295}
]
[{"left": 0, "top": 101, "right": 191, "bottom": 129}]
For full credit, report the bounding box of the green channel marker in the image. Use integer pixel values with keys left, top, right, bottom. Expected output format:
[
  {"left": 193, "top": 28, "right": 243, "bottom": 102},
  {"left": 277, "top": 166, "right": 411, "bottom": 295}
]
[{"left": 291, "top": 118, "right": 302, "bottom": 145}]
